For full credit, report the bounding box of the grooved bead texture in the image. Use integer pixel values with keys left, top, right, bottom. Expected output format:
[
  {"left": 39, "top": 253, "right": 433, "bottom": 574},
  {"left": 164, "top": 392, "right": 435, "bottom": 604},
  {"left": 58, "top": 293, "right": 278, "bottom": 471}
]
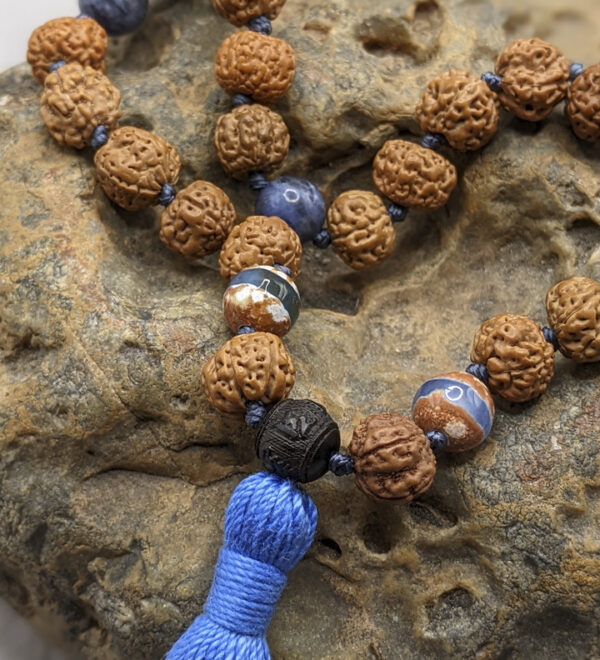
[
  {"left": 159, "top": 181, "right": 236, "bottom": 259},
  {"left": 219, "top": 215, "right": 302, "bottom": 280},
  {"left": 94, "top": 127, "right": 181, "bottom": 211},
  {"left": 214, "top": 104, "right": 289, "bottom": 178},
  {"left": 327, "top": 190, "right": 395, "bottom": 270},
  {"left": 349, "top": 412, "right": 436, "bottom": 502},
  {"left": 416, "top": 69, "right": 500, "bottom": 151},
  {"left": 372, "top": 139, "right": 457, "bottom": 210},
  {"left": 470, "top": 314, "right": 555, "bottom": 402},
  {"left": 201, "top": 332, "right": 295, "bottom": 416},
  {"left": 566, "top": 64, "right": 600, "bottom": 142},
  {"left": 27, "top": 17, "right": 108, "bottom": 85},
  {"left": 546, "top": 276, "right": 600, "bottom": 362},
  {"left": 211, "top": 0, "right": 286, "bottom": 27},
  {"left": 495, "top": 37, "right": 570, "bottom": 121},
  {"left": 215, "top": 31, "right": 295, "bottom": 103},
  {"left": 40, "top": 63, "right": 121, "bottom": 150}
]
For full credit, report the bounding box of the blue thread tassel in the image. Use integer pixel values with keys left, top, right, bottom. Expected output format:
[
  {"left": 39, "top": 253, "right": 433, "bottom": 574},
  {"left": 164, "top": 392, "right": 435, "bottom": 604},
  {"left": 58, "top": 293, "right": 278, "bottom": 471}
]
[{"left": 167, "top": 472, "right": 317, "bottom": 660}]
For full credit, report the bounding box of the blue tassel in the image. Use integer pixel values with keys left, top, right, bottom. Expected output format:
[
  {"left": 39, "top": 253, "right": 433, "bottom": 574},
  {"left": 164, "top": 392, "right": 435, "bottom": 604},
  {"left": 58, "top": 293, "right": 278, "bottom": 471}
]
[{"left": 167, "top": 472, "right": 317, "bottom": 660}]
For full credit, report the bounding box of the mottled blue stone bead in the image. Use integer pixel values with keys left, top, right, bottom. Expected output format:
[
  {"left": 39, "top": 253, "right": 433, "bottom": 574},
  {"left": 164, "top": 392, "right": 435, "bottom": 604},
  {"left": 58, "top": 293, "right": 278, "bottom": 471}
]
[
  {"left": 255, "top": 176, "right": 326, "bottom": 243},
  {"left": 79, "top": 0, "right": 148, "bottom": 35}
]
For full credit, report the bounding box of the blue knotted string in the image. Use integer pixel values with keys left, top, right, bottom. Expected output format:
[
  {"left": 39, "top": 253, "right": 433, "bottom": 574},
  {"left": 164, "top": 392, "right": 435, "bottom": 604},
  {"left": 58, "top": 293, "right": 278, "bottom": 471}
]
[
  {"left": 160, "top": 183, "right": 177, "bottom": 206},
  {"left": 420, "top": 133, "right": 446, "bottom": 150},
  {"left": 273, "top": 264, "right": 292, "bottom": 277},
  {"left": 387, "top": 203, "right": 407, "bottom": 223},
  {"left": 426, "top": 429, "right": 448, "bottom": 453},
  {"left": 248, "top": 172, "right": 268, "bottom": 191},
  {"left": 313, "top": 229, "right": 331, "bottom": 249},
  {"left": 328, "top": 452, "right": 354, "bottom": 476},
  {"left": 233, "top": 93, "right": 253, "bottom": 107},
  {"left": 542, "top": 326, "right": 560, "bottom": 351},
  {"left": 466, "top": 362, "right": 489, "bottom": 385},
  {"left": 91, "top": 125, "right": 109, "bottom": 151},
  {"left": 167, "top": 472, "right": 317, "bottom": 660},
  {"left": 248, "top": 16, "right": 272, "bottom": 35},
  {"left": 569, "top": 63, "right": 584, "bottom": 81},
  {"left": 49, "top": 60, "right": 66, "bottom": 73},
  {"left": 481, "top": 72, "right": 503, "bottom": 93},
  {"left": 245, "top": 400, "right": 267, "bottom": 428}
]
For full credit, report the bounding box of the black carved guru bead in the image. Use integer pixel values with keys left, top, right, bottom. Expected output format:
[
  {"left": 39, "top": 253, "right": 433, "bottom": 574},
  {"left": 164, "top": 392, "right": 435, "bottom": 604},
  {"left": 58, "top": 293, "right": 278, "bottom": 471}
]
[{"left": 255, "top": 399, "right": 340, "bottom": 482}]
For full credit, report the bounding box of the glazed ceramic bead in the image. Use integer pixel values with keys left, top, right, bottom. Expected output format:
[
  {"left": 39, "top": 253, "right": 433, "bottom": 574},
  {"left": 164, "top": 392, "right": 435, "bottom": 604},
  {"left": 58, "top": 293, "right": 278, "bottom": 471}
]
[
  {"left": 223, "top": 265, "right": 300, "bottom": 336},
  {"left": 255, "top": 177, "right": 326, "bottom": 243},
  {"left": 255, "top": 399, "right": 340, "bottom": 482},
  {"left": 470, "top": 314, "right": 555, "bottom": 402},
  {"left": 495, "top": 38, "right": 570, "bottom": 121},
  {"left": 211, "top": 0, "right": 286, "bottom": 27},
  {"left": 219, "top": 215, "right": 302, "bottom": 280},
  {"left": 372, "top": 139, "right": 457, "bottom": 210},
  {"left": 215, "top": 31, "right": 295, "bottom": 103},
  {"left": 416, "top": 69, "right": 500, "bottom": 151},
  {"left": 94, "top": 126, "right": 181, "bottom": 211},
  {"left": 565, "top": 64, "right": 600, "bottom": 142},
  {"left": 159, "top": 181, "right": 236, "bottom": 259},
  {"left": 348, "top": 413, "right": 435, "bottom": 502},
  {"left": 201, "top": 332, "right": 295, "bottom": 416},
  {"left": 327, "top": 190, "right": 395, "bottom": 269},
  {"left": 546, "top": 276, "right": 600, "bottom": 362},
  {"left": 27, "top": 17, "right": 107, "bottom": 85},
  {"left": 79, "top": 0, "right": 148, "bottom": 35},
  {"left": 412, "top": 371, "right": 495, "bottom": 452},
  {"left": 214, "top": 104, "right": 290, "bottom": 178},
  {"left": 40, "top": 63, "right": 121, "bottom": 150}
]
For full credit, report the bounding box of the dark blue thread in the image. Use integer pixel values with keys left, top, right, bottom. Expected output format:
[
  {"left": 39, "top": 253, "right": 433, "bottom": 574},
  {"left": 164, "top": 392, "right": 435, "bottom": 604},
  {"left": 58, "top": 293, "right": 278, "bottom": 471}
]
[
  {"left": 426, "top": 429, "right": 448, "bottom": 453},
  {"left": 159, "top": 183, "right": 176, "bottom": 207},
  {"left": 481, "top": 72, "right": 503, "bottom": 93},
  {"left": 313, "top": 229, "right": 331, "bottom": 249},
  {"left": 248, "top": 16, "right": 272, "bottom": 35},
  {"left": 466, "top": 363, "right": 489, "bottom": 385},
  {"left": 245, "top": 400, "right": 267, "bottom": 428},
  {"left": 248, "top": 172, "right": 268, "bottom": 191},
  {"left": 91, "top": 125, "right": 109, "bottom": 151},
  {"left": 328, "top": 452, "right": 354, "bottom": 476},
  {"left": 388, "top": 203, "right": 407, "bottom": 223}
]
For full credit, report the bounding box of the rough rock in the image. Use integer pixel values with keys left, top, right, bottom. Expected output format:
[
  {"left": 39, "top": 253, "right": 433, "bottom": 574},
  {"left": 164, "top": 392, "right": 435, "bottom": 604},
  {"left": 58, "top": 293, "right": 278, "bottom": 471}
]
[{"left": 1, "top": 0, "right": 599, "bottom": 658}]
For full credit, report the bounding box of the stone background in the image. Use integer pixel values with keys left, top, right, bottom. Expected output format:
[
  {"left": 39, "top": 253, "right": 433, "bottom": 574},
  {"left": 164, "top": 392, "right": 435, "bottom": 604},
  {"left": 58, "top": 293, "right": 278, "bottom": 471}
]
[{"left": 0, "top": 0, "right": 599, "bottom": 658}]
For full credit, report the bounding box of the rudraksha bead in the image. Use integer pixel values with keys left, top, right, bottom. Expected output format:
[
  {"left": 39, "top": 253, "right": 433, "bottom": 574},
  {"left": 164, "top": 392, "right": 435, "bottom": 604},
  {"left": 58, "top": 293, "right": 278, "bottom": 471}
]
[
  {"left": 546, "top": 276, "right": 600, "bottom": 362},
  {"left": 223, "top": 265, "right": 300, "bottom": 336},
  {"left": 159, "top": 181, "right": 236, "bottom": 259},
  {"left": 94, "top": 126, "right": 181, "bottom": 211},
  {"left": 78, "top": 0, "right": 148, "bottom": 36},
  {"left": 211, "top": 0, "right": 286, "bottom": 27},
  {"left": 565, "top": 64, "right": 600, "bottom": 142},
  {"left": 470, "top": 314, "right": 555, "bottom": 402},
  {"left": 416, "top": 69, "right": 500, "bottom": 151},
  {"left": 27, "top": 17, "right": 107, "bottom": 85},
  {"left": 201, "top": 332, "right": 295, "bottom": 416},
  {"left": 255, "top": 399, "right": 340, "bottom": 482},
  {"left": 214, "top": 104, "right": 289, "bottom": 178},
  {"left": 40, "top": 63, "right": 121, "bottom": 150},
  {"left": 372, "top": 140, "right": 457, "bottom": 210},
  {"left": 327, "top": 190, "right": 395, "bottom": 270},
  {"left": 349, "top": 413, "right": 435, "bottom": 502},
  {"left": 412, "top": 372, "right": 495, "bottom": 452},
  {"left": 215, "top": 31, "right": 295, "bottom": 103},
  {"left": 219, "top": 215, "right": 302, "bottom": 280},
  {"left": 494, "top": 37, "right": 570, "bottom": 121}
]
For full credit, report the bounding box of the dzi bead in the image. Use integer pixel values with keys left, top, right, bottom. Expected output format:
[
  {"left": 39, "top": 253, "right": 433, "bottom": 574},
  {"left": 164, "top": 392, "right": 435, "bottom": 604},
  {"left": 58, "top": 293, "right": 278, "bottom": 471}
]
[
  {"left": 565, "top": 64, "right": 600, "bottom": 142},
  {"left": 255, "top": 399, "right": 340, "bottom": 483},
  {"left": 412, "top": 371, "right": 495, "bottom": 452},
  {"left": 223, "top": 266, "right": 300, "bottom": 336},
  {"left": 372, "top": 139, "right": 457, "bottom": 210},
  {"left": 219, "top": 215, "right": 302, "bottom": 280},
  {"left": 470, "top": 314, "right": 555, "bottom": 402},
  {"left": 79, "top": 0, "right": 148, "bottom": 35},
  {"left": 41, "top": 63, "right": 121, "bottom": 149},
  {"left": 255, "top": 177, "right": 326, "bottom": 243},
  {"left": 348, "top": 412, "right": 436, "bottom": 502},
  {"left": 546, "top": 276, "right": 600, "bottom": 362}
]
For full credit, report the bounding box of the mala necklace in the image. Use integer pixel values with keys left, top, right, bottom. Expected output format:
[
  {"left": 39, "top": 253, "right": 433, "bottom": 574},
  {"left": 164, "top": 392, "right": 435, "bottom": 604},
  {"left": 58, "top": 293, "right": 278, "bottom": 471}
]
[{"left": 25, "top": 0, "right": 600, "bottom": 658}]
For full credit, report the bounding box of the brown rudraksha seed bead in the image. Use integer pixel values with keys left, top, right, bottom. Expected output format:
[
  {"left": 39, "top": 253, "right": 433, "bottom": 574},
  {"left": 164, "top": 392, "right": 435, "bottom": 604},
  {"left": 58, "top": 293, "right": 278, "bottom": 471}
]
[
  {"left": 159, "top": 181, "right": 236, "bottom": 259},
  {"left": 255, "top": 399, "right": 340, "bottom": 483},
  {"left": 27, "top": 17, "right": 107, "bottom": 85},
  {"left": 40, "top": 63, "right": 121, "bottom": 150},
  {"left": 470, "top": 314, "right": 555, "bottom": 402},
  {"left": 94, "top": 126, "right": 181, "bottom": 211},
  {"left": 494, "top": 37, "right": 570, "bottom": 122},
  {"left": 546, "top": 276, "right": 600, "bottom": 363},
  {"left": 416, "top": 70, "right": 500, "bottom": 151},
  {"left": 372, "top": 140, "right": 457, "bottom": 210},
  {"left": 327, "top": 190, "right": 395, "bottom": 270},
  {"left": 211, "top": 0, "right": 286, "bottom": 27},
  {"left": 201, "top": 332, "right": 295, "bottom": 416},
  {"left": 214, "top": 104, "right": 290, "bottom": 179},
  {"left": 219, "top": 215, "right": 302, "bottom": 280},
  {"left": 348, "top": 412, "right": 436, "bottom": 502},
  {"left": 215, "top": 31, "right": 295, "bottom": 104},
  {"left": 565, "top": 64, "right": 600, "bottom": 142}
]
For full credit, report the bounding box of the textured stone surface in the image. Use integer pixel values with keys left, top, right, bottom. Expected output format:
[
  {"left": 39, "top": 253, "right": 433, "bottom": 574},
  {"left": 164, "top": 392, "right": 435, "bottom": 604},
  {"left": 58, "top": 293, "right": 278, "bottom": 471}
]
[{"left": 1, "top": 0, "right": 600, "bottom": 659}]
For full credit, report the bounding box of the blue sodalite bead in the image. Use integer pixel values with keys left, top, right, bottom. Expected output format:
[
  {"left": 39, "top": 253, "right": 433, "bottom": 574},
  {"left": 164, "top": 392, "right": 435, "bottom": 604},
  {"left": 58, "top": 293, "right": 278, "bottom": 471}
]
[
  {"left": 255, "top": 176, "right": 326, "bottom": 243},
  {"left": 79, "top": 0, "right": 148, "bottom": 35}
]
